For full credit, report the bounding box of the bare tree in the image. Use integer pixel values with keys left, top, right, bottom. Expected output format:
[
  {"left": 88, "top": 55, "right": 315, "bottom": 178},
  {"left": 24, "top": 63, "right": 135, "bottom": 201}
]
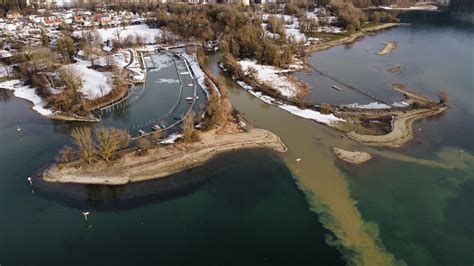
[
  {"left": 152, "top": 130, "right": 163, "bottom": 142},
  {"left": 59, "top": 67, "right": 84, "bottom": 103},
  {"left": 71, "top": 127, "right": 95, "bottom": 163},
  {"left": 0, "top": 62, "right": 12, "bottom": 78},
  {"left": 55, "top": 145, "right": 75, "bottom": 164},
  {"left": 182, "top": 112, "right": 196, "bottom": 143},
  {"left": 116, "top": 129, "right": 131, "bottom": 149},
  {"left": 83, "top": 42, "right": 99, "bottom": 67},
  {"left": 137, "top": 137, "right": 152, "bottom": 156},
  {"left": 104, "top": 55, "right": 116, "bottom": 70},
  {"left": 94, "top": 127, "right": 130, "bottom": 162},
  {"left": 94, "top": 127, "right": 119, "bottom": 162}
]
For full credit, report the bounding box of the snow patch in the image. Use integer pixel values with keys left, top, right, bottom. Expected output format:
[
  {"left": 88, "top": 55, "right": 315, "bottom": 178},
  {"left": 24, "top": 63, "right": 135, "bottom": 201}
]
[
  {"left": 239, "top": 59, "right": 298, "bottom": 98},
  {"left": 280, "top": 104, "right": 344, "bottom": 125},
  {"left": 344, "top": 102, "right": 392, "bottom": 109},
  {"left": 156, "top": 79, "right": 179, "bottom": 84},
  {"left": 66, "top": 59, "right": 112, "bottom": 100},
  {"left": 74, "top": 24, "right": 162, "bottom": 45},
  {"left": 160, "top": 133, "right": 182, "bottom": 144},
  {"left": 0, "top": 79, "right": 53, "bottom": 116},
  {"left": 235, "top": 80, "right": 343, "bottom": 126}
]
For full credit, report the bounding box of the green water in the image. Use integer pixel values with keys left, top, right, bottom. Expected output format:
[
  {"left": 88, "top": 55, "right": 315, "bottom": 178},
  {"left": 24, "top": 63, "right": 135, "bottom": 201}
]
[
  {"left": 0, "top": 66, "right": 342, "bottom": 264},
  {"left": 300, "top": 9, "right": 474, "bottom": 265}
]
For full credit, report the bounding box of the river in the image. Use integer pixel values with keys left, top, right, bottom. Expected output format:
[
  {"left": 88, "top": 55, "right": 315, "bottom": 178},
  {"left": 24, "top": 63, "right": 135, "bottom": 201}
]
[{"left": 0, "top": 6, "right": 472, "bottom": 266}]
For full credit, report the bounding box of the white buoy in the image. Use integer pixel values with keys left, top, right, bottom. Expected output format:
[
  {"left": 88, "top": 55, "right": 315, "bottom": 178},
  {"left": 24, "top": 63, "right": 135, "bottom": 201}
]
[
  {"left": 27, "top": 177, "right": 32, "bottom": 186},
  {"left": 82, "top": 212, "right": 90, "bottom": 221},
  {"left": 296, "top": 158, "right": 301, "bottom": 162}
]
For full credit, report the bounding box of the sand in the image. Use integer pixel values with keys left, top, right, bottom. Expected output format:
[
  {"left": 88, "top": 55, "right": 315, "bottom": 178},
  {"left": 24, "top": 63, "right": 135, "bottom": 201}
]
[
  {"left": 43, "top": 127, "right": 287, "bottom": 185},
  {"left": 376, "top": 42, "right": 397, "bottom": 55},
  {"left": 333, "top": 147, "right": 372, "bottom": 164}
]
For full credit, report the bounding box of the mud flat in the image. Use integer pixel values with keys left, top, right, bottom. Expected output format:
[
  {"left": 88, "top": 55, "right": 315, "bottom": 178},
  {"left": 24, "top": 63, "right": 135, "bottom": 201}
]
[
  {"left": 43, "top": 127, "right": 287, "bottom": 185},
  {"left": 387, "top": 65, "right": 402, "bottom": 73},
  {"left": 346, "top": 105, "right": 448, "bottom": 147},
  {"left": 333, "top": 147, "right": 372, "bottom": 164},
  {"left": 376, "top": 42, "right": 397, "bottom": 55}
]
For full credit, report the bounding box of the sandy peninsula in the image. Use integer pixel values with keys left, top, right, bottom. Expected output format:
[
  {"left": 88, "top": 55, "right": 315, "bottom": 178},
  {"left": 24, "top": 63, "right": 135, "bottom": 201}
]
[
  {"left": 333, "top": 147, "right": 372, "bottom": 164},
  {"left": 346, "top": 105, "right": 447, "bottom": 147},
  {"left": 376, "top": 42, "right": 397, "bottom": 55},
  {"left": 43, "top": 127, "right": 287, "bottom": 185},
  {"left": 333, "top": 83, "right": 448, "bottom": 148}
]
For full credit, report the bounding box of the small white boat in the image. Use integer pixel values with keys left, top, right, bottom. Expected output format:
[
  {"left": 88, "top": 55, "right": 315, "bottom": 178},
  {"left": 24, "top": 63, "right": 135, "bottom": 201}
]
[
  {"left": 151, "top": 125, "right": 161, "bottom": 131},
  {"left": 332, "top": 85, "right": 342, "bottom": 91},
  {"left": 138, "top": 130, "right": 146, "bottom": 136},
  {"left": 187, "top": 83, "right": 194, "bottom": 87},
  {"left": 185, "top": 97, "right": 194, "bottom": 101}
]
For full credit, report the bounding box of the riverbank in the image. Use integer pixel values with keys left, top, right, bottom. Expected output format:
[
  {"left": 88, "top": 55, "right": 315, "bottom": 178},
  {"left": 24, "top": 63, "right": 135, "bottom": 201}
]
[
  {"left": 306, "top": 23, "right": 403, "bottom": 53},
  {"left": 42, "top": 126, "right": 287, "bottom": 185},
  {"left": 376, "top": 42, "right": 397, "bottom": 55}
]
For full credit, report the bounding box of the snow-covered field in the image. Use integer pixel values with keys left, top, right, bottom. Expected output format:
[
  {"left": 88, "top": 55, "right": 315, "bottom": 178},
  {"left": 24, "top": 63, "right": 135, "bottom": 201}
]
[
  {"left": 128, "top": 50, "right": 145, "bottom": 81},
  {"left": 66, "top": 59, "right": 112, "bottom": 100},
  {"left": 0, "top": 65, "right": 13, "bottom": 78},
  {"left": 235, "top": 79, "right": 343, "bottom": 126},
  {"left": 0, "top": 79, "right": 53, "bottom": 116},
  {"left": 239, "top": 59, "right": 298, "bottom": 98},
  {"left": 74, "top": 24, "right": 162, "bottom": 45},
  {"left": 261, "top": 13, "right": 343, "bottom": 44},
  {"left": 180, "top": 52, "right": 213, "bottom": 97},
  {"left": 280, "top": 104, "right": 344, "bottom": 124}
]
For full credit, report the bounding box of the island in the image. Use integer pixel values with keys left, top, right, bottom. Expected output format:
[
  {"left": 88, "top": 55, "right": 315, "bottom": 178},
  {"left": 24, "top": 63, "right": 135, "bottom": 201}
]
[
  {"left": 333, "top": 147, "right": 372, "bottom": 164},
  {"left": 43, "top": 122, "right": 286, "bottom": 185}
]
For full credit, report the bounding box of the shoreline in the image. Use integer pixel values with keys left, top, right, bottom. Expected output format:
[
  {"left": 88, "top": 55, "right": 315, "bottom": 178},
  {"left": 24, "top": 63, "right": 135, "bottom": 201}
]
[
  {"left": 333, "top": 147, "right": 372, "bottom": 164},
  {"left": 306, "top": 23, "right": 403, "bottom": 53},
  {"left": 42, "top": 127, "right": 287, "bottom": 185}
]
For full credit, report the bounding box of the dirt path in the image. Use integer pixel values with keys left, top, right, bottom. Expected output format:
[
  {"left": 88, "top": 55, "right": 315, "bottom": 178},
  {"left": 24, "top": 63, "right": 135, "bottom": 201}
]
[{"left": 43, "top": 128, "right": 287, "bottom": 185}]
